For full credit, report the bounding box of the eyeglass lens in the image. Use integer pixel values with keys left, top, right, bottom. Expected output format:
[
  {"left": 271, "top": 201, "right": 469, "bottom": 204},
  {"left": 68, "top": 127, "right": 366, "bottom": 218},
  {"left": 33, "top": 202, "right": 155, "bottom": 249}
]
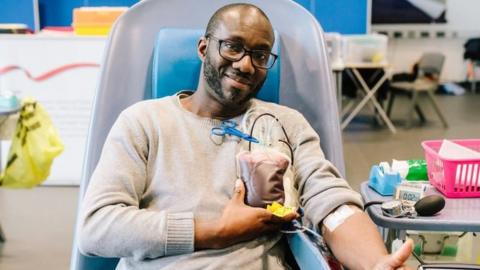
[{"left": 219, "top": 41, "right": 275, "bottom": 69}]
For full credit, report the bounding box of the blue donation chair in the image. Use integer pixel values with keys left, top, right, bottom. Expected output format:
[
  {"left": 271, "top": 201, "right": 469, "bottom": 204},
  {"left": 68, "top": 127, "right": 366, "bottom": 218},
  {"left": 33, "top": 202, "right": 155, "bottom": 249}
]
[{"left": 71, "top": 0, "right": 344, "bottom": 269}]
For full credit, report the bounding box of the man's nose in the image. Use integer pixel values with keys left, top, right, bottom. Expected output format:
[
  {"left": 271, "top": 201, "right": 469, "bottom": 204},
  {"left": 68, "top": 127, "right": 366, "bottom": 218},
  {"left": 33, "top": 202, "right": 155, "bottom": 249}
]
[{"left": 232, "top": 54, "right": 255, "bottom": 75}]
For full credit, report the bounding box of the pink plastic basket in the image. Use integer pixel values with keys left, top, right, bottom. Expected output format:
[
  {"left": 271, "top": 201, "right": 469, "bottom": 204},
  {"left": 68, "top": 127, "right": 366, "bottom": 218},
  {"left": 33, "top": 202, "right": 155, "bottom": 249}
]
[{"left": 422, "top": 139, "right": 480, "bottom": 198}]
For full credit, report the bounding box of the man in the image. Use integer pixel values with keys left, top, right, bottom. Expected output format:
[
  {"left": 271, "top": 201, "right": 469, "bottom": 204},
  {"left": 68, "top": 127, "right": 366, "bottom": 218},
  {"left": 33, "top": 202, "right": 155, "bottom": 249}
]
[{"left": 79, "top": 3, "right": 413, "bottom": 270}]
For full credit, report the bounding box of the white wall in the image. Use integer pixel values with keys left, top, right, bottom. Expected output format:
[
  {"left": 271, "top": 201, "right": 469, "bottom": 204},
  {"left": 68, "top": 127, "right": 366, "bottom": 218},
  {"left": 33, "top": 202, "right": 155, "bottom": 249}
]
[
  {"left": 387, "top": 38, "right": 467, "bottom": 82},
  {"left": 373, "top": 0, "right": 480, "bottom": 82},
  {"left": 0, "top": 35, "right": 105, "bottom": 186},
  {"left": 446, "top": 0, "right": 480, "bottom": 34}
]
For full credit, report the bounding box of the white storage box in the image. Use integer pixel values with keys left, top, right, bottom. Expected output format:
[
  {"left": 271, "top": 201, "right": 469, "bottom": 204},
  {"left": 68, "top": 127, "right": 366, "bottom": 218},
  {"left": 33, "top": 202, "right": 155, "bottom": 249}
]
[{"left": 342, "top": 34, "right": 388, "bottom": 65}]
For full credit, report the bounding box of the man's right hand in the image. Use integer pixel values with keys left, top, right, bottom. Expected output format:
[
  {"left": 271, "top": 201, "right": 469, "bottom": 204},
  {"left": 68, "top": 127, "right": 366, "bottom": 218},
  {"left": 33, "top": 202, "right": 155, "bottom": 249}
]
[{"left": 195, "top": 179, "right": 298, "bottom": 249}]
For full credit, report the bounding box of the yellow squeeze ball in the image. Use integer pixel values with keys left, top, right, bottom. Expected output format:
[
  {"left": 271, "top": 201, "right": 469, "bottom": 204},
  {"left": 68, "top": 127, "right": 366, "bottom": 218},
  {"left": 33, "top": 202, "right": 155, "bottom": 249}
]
[{"left": 267, "top": 202, "right": 295, "bottom": 217}]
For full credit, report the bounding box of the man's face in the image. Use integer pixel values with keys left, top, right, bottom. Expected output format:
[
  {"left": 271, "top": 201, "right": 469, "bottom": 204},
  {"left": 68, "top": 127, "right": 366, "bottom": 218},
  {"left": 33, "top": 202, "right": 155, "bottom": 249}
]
[{"left": 201, "top": 10, "right": 274, "bottom": 109}]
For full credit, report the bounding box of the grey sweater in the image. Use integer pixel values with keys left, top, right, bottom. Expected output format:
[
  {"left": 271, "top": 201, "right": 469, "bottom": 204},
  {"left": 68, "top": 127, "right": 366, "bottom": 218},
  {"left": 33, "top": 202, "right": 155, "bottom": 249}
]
[{"left": 78, "top": 93, "right": 363, "bottom": 270}]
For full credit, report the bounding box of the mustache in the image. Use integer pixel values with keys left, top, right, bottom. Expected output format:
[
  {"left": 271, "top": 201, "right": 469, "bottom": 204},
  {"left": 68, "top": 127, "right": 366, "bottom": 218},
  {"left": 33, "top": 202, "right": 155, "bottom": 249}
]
[{"left": 224, "top": 70, "right": 253, "bottom": 84}]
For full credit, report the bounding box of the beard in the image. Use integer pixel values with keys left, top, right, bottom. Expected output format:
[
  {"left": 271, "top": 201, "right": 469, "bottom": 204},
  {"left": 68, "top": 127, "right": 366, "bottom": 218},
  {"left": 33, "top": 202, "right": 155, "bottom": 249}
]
[{"left": 203, "top": 54, "right": 264, "bottom": 108}]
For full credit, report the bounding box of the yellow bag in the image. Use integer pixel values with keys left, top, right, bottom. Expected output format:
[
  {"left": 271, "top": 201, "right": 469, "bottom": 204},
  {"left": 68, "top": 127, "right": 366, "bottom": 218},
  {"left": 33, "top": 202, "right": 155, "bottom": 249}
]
[{"left": 0, "top": 98, "right": 64, "bottom": 188}]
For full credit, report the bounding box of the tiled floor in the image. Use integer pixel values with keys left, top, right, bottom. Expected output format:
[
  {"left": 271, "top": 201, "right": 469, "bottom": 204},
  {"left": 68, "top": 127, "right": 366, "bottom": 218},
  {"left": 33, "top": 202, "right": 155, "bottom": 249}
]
[
  {"left": 0, "top": 187, "right": 78, "bottom": 270},
  {"left": 0, "top": 92, "right": 479, "bottom": 269}
]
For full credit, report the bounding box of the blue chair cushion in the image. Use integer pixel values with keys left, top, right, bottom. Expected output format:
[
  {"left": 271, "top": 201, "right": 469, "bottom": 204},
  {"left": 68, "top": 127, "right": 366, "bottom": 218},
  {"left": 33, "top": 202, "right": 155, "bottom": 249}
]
[{"left": 152, "top": 28, "right": 280, "bottom": 102}]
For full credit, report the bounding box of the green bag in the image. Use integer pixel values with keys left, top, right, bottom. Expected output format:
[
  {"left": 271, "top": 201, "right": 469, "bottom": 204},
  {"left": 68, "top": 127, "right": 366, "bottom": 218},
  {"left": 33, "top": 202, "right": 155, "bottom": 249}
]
[{"left": 0, "top": 98, "right": 64, "bottom": 188}]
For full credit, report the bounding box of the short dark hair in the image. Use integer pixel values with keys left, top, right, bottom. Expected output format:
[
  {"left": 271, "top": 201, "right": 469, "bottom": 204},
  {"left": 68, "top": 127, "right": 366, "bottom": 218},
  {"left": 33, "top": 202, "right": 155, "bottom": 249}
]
[{"left": 204, "top": 3, "right": 271, "bottom": 37}]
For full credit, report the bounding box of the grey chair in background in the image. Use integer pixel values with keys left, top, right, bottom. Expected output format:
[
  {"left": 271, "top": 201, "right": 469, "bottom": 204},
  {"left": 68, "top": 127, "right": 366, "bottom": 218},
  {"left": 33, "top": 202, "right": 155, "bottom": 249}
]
[{"left": 386, "top": 52, "right": 449, "bottom": 128}]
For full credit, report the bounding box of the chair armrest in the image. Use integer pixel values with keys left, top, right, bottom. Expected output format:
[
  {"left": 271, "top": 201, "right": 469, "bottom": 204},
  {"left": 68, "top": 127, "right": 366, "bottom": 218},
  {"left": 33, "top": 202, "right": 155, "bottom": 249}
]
[{"left": 286, "top": 231, "right": 337, "bottom": 270}]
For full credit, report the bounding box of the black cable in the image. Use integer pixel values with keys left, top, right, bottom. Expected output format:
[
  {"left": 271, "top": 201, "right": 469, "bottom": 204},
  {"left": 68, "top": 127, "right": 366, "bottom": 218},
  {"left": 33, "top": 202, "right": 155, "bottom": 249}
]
[
  {"left": 411, "top": 249, "right": 425, "bottom": 265},
  {"left": 248, "top": 112, "right": 294, "bottom": 165},
  {"left": 363, "top": 201, "right": 384, "bottom": 210},
  {"left": 248, "top": 113, "right": 291, "bottom": 147}
]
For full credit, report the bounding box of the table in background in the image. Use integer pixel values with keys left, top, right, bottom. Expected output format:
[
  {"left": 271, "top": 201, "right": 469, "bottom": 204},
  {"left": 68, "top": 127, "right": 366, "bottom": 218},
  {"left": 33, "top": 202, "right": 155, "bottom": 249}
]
[
  {"left": 360, "top": 181, "right": 480, "bottom": 241},
  {"left": 332, "top": 62, "right": 396, "bottom": 134}
]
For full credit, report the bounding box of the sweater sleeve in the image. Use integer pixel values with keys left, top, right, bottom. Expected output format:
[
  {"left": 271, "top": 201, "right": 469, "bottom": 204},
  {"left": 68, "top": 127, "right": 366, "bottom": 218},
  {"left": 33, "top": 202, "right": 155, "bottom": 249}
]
[
  {"left": 287, "top": 111, "right": 363, "bottom": 229},
  {"left": 77, "top": 110, "right": 194, "bottom": 260}
]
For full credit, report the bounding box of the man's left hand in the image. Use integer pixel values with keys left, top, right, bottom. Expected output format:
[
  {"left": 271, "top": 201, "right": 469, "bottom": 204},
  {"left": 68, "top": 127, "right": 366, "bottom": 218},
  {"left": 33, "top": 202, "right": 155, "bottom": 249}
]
[{"left": 373, "top": 239, "right": 414, "bottom": 270}]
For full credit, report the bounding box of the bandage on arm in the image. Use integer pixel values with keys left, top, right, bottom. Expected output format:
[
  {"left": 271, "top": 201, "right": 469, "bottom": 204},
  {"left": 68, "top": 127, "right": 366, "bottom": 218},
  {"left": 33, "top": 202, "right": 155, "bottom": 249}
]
[{"left": 322, "top": 205, "right": 361, "bottom": 233}]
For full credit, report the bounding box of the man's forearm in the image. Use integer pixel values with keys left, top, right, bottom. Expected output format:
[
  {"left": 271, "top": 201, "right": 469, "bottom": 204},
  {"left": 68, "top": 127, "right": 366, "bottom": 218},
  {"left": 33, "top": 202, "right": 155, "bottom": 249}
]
[
  {"left": 194, "top": 219, "right": 223, "bottom": 249},
  {"left": 322, "top": 209, "right": 388, "bottom": 270}
]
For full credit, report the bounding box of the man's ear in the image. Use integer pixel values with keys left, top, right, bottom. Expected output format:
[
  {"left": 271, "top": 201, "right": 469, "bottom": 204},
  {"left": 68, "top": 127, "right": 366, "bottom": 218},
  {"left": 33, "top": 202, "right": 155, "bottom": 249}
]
[{"left": 197, "top": 37, "right": 208, "bottom": 62}]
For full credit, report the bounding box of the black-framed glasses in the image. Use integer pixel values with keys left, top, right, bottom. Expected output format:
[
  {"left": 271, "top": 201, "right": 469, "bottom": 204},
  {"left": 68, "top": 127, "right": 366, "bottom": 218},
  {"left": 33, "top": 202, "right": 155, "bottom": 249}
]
[{"left": 207, "top": 36, "right": 278, "bottom": 69}]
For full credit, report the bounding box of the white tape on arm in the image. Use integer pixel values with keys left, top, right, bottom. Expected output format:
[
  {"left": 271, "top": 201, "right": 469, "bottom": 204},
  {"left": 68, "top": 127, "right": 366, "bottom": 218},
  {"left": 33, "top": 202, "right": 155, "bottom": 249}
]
[{"left": 323, "top": 205, "right": 358, "bottom": 232}]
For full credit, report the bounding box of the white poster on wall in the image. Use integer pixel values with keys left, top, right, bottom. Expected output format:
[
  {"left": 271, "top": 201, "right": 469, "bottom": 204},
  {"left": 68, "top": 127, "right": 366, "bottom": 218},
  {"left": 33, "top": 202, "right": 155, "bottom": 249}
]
[
  {"left": 372, "top": 0, "right": 447, "bottom": 25},
  {"left": 0, "top": 35, "right": 106, "bottom": 185}
]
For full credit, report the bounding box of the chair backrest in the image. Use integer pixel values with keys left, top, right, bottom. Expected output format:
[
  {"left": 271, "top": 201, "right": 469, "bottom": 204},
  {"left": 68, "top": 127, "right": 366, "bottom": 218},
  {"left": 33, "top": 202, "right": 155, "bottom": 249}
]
[
  {"left": 152, "top": 28, "right": 280, "bottom": 101},
  {"left": 71, "top": 1, "right": 343, "bottom": 269},
  {"left": 417, "top": 52, "right": 445, "bottom": 79}
]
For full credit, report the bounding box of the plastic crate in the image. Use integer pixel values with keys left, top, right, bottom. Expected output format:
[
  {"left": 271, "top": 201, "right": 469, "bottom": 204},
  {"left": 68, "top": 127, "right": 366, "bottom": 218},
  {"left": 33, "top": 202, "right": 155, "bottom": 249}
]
[
  {"left": 72, "top": 7, "right": 127, "bottom": 36},
  {"left": 74, "top": 26, "right": 111, "bottom": 36},
  {"left": 342, "top": 34, "right": 388, "bottom": 64},
  {"left": 422, "top": 139, "right": 480, "bottom": 198}
]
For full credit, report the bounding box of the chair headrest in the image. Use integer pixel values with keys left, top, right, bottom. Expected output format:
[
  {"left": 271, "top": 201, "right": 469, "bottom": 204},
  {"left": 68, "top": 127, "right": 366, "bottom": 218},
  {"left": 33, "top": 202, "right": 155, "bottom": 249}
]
[{"left": 152, "top": 28, "right": 280, "bottom": 103}]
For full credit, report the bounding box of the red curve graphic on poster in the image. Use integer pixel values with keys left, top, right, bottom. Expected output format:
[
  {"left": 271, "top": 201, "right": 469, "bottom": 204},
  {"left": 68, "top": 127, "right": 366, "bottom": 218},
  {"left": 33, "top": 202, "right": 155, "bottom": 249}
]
[{"left": 0, "top": 63, "right": 100, "bottom": 82}]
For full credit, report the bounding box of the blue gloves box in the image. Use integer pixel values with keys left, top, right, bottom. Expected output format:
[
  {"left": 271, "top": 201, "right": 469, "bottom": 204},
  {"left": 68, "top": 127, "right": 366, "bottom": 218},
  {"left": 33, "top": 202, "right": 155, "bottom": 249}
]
[{"left": 368, "top": 165, "right": 402, "bottom": 196}]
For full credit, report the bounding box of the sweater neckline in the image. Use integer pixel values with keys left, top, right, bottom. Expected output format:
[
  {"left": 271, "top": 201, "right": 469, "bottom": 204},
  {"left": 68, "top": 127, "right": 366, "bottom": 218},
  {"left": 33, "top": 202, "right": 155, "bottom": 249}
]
[{"left": 172, "top": 91, "right": 253, "bottom": 127}]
